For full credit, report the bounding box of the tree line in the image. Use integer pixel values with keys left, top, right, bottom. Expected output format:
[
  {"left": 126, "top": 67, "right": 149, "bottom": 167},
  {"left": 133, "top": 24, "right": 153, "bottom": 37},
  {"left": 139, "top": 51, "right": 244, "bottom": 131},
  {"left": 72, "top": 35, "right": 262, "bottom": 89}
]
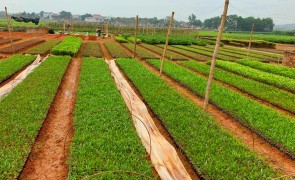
[
  {"left": 189, "top": 14, "right": 274, "bottom": 32},
  {"left": 0, "top": 10, "right": 275, "bottom": 32}
]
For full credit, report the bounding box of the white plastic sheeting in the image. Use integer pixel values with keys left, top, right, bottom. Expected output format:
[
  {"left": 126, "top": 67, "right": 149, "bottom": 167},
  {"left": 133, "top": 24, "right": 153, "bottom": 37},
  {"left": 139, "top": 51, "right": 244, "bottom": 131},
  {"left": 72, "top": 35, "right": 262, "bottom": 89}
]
[
  {"left": 0, "top": 55, "right": 48, "bottom": 99},
  {"left": 107, "top": 60, "right": 191, "bottom": 180}
]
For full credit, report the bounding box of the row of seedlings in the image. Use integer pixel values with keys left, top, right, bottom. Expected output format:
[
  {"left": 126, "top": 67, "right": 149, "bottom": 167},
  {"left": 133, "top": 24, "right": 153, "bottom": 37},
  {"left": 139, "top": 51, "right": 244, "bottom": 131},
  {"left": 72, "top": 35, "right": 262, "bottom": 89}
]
[
  {"left": 0, "top": 39, "right": 45, "bottom": 54},
  {"left": 156, "top": 44, "right": 211, "bottom": 61},
  {"left": 0, "top": 55, "right": 36, "bottom": 84},
  {"left": 237, "top": 59, "right": 295, "bottom": 79},
  {"left": 25, "top": 40, "right": 61, "bottom": 55},
  {"left": 0, "top": 56, "right": 71, "bottom": 179},
  {"left": 215, "top": 60, "right": 295, "bottom": 93},
  {"left": 83, "top": 42, "right": 102, "bottom": 58},
  {"left": 104, "top": 42, "right": 132, "bottom": 58},
  {"left": 140, "top": 43, "right": 188, "bottom": 60},
  {"left": 68, "top": 58, "right": 156, "bottom": 179},
  {"left": 147, "top": 59, "right": 295, "bottom": 159},
  {"left": 116, "top": 58, "right": 279, "bottom": 179},
  {"left": 51, "top": 36, "right": 82, "bottom": 56},
  {"left": 178, "top": 60, "right": 295, "bottom": 113},
  {"left": 121, "top": 43, "right": 157, "bottom": 59}
]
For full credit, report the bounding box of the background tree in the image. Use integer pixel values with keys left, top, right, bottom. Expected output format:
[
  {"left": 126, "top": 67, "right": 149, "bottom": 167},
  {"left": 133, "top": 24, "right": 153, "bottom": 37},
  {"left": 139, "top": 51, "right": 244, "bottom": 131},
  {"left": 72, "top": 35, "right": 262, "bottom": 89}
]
[
  {"left": 81, "top": 13, "right": 92, "bottom": 21},
  {"left": 59, "top": 11, "right": 72, "bottom": 19},
  {"left": 188, "top": 13, "right": 202, "bottom": 27}
]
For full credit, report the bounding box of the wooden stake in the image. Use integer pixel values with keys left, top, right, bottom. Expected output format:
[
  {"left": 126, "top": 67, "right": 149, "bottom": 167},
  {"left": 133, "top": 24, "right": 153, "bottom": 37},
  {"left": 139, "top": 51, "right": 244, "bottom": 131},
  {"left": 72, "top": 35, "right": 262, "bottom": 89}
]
[
  {"left": 203, "top": 0, "right": 229, "bottom": 110},
  {"left": 63, "top": 21, "right": 66, "bottom": 34},
  {"left": 5, "top": 7, "right": 14, "bottom": 54},
  {"left": 105, "top": 22, "right": 109, "bottom": 37},
  {"left": 247, "top": 22, "right": 255, "bottom": 58},
  {"left": 133, "top": 15, "right": 139, "bottom": 58},
  {"left": 160, "top": 12, "right": 175, "bottom": 76}
]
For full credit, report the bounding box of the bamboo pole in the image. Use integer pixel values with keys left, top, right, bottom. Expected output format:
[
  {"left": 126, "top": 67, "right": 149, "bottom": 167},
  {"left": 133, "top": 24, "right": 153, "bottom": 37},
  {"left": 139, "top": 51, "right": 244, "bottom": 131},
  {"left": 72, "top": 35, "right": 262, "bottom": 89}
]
[
  {"left": 133, "top": 15, "right": 139, "bottom": 58},
  {"left": 247, "top": 22, "right": 255, "bottom": 57},
  {"left": 5, "top": 7, "right": 14, "bottom": 54},
  {"left": 160, "top": 12, "right": 175, "bottom": 76},
  {"left": 203, "top": 0, "right": 229, "bottom": 110},
  {"left": 63, "top": 21, "right": 65, "bottom": 34}
]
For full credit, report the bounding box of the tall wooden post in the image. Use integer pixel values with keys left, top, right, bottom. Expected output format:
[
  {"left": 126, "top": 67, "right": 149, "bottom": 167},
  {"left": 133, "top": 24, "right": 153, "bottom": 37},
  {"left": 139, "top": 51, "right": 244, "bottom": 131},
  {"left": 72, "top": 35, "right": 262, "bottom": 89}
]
[
  {"left": 5, "top": 7, "right": 14, "bottom": 54},
  {"left": 63, "top": 21, "right": 66, "bottom": 34},
  {"left": 133, "top": 15, "right": 139, "bottom": 58},
  {"left": 203, "top": 0, "right": 229, "bottom": 110},
  {"left": 105, "top": 22, "right": 109, "bottom": 37},
  {"left": 160, "top": 12, "right": 175, "bottom": 76},
  {"left": 247, "top": 22, "right": 255, "bottom": 57}
]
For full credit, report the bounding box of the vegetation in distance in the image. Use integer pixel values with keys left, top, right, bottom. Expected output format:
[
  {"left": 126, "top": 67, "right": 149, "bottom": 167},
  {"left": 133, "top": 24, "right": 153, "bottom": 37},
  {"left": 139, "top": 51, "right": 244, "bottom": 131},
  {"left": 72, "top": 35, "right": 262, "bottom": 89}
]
[
  {"left": 237, "top": 59, "right": 295, "bottom": 79},
  {"left": 69, "top": 58, "right": 155, "bottom": 179},
  {"left": 148, "top": 59, "right": 295, "bottom": 156},
  {"left": 136, "top": 34, "right": 216, "bottom": 46},
  {"left": 83, "top": 42, "right": 102, "bottom": 58},
  {"left": 51, "top": 36, "right": 82, "bottom": 56},
  {"left": 199, "top": 30, "right": 295, "bottom": 44},
  {"left": 0, "top": 56, "right": 71, "bottom": 179},
  {"left": 25, "top": 40, "right": 61, "bottom": 55},
  {"left": 179, "top": 60, "right": 295, "bottom": 113},
  {"left": 104, "top": 42, "right": 132, "bottom": 58},
  {"left": 117, "top": 58, "right": 278, "bottom": 179},
  {"left": 0, "top": 55, "right": 36, "bottom": 83}
]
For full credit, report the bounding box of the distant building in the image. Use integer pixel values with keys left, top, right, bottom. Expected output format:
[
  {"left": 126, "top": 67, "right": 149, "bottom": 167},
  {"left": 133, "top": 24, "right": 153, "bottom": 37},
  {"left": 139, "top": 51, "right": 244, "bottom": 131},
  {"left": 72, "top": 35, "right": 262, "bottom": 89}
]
[
  {"left": 43, "top": 12, "right": 54, "bottom": 20},
  {"left": 85, "top": 14, "right": 104, "bottom": 22},
  {"left": 72, "top": 14, "right": 81, "bottom": 20}
]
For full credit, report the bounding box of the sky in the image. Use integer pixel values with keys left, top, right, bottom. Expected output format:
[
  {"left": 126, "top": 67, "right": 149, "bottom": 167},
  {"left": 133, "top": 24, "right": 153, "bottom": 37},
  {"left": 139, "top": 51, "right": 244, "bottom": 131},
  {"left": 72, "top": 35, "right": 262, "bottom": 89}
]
[{"left": 1, "top": 0, "right": 295, "bottom": 25}]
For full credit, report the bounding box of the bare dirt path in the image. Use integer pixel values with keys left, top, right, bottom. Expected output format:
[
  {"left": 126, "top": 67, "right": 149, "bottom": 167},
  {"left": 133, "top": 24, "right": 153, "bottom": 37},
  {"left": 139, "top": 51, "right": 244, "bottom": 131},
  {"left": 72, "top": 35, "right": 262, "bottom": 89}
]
[
  {"left": 98, "top": 37, "right": 116, "bottom": 60},
  {"left": 139, "top": 60, "right": 295, "bottom": 177},
  {"left": 19, "top": 56, "right": 82, "bottom": 179}
]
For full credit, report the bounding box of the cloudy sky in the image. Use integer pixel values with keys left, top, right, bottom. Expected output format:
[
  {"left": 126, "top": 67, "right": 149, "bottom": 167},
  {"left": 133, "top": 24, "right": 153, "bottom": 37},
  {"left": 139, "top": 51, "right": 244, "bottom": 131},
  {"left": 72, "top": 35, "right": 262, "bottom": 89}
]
[{"left": 1, "top": 0, "right": 295, "bottom": 25}]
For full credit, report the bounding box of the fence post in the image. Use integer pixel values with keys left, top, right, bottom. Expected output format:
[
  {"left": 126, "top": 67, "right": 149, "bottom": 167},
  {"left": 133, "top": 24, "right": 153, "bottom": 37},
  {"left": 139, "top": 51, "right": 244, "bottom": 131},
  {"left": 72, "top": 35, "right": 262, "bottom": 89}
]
[
  {"left": 203, "top": 0, "right": 229, "bottom": 110},
  {"left": 160, "top": 12, "right": 175, "bottom": 76}
]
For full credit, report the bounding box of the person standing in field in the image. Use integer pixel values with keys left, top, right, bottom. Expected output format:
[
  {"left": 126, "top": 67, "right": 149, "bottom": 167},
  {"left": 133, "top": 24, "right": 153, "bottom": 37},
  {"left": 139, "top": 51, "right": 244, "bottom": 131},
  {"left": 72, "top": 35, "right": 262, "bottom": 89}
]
[{"left": 96, "top": 28, "right": 102, "bottom": 37}]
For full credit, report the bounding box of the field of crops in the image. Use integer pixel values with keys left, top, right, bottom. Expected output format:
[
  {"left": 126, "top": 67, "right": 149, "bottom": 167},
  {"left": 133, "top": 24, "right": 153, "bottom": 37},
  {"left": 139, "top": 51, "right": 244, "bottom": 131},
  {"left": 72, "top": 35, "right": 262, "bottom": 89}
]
[
  {"left": 25, "top": 40, "right": 61, "bottom": 55},
  {"left": 199, "top": 30, "right": 295, "bottom": 44},
  {"left": 51, "top": 36, "right": 82, "bottom": 56},
  {"left": 1, "top": 29, "right": 295, "bottom": 179},
  {"left": 0, "top": 39, "right": 45, "bottom": 54}
]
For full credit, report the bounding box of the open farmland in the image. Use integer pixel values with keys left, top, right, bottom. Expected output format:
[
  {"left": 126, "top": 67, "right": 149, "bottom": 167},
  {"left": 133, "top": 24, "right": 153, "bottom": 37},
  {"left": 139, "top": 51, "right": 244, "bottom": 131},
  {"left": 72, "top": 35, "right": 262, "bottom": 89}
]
[{"left": 1, "top": 1, "right": 295, "bottom": 178}]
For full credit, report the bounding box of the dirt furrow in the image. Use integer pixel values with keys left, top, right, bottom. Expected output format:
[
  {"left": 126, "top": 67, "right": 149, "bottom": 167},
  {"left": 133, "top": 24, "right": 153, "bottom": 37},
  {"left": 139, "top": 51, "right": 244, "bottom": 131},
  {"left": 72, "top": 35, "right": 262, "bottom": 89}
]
[
  {"left": 98, "top": 38, "right": 115, "bottom": 60},
  {"left": 19, "top": 57, "right": 81, "bottom": 180}
]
